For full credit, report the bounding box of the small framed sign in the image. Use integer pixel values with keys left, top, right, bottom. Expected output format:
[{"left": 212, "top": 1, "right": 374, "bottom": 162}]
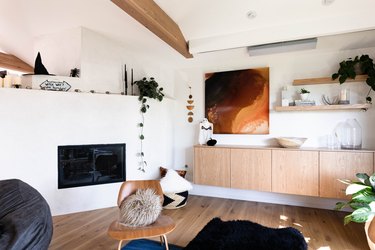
[{"left": 40, "top": 80, "right": 71, "bottom": 91}]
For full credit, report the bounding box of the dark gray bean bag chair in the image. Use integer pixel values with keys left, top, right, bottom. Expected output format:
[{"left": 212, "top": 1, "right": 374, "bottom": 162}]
[{"left": 0, "top": 179, "right": 53, "bottom": 250}]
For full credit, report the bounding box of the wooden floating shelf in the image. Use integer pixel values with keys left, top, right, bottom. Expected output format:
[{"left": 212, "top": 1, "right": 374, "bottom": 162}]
[
  {"left": 293, "top": 75, "right": 367, "bottom": 86},
  {"left": 274, "top": 103, "right": 371, "bottom": 112}
]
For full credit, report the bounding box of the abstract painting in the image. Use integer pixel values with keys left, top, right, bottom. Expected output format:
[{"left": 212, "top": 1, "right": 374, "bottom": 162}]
[{"left": 205, "top": 67, "right": 269, "bottom": 134}]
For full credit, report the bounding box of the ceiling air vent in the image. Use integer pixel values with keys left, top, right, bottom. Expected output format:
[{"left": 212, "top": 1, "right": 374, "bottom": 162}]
[{"left": 247, "top": 38, "right": 317, "bottom": 56}]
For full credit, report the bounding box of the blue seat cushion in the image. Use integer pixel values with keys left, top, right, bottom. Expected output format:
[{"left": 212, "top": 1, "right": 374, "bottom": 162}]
[{"left": 122, "top": 239, "right": 182, "bottom": 250}]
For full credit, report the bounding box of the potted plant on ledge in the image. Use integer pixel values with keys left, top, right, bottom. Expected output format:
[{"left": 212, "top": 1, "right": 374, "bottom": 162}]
[
  {"left": 299, "top": 88, "right": 310, "bottom": 101},
  {"left": 335, "top": 173, "right": 375, "bottom": 249},
  {"left": 332, "top": 54, "right": 375, "bottom": 104},
  {"left": 134, "top": 77, "right": 164, "bottom": 172}
]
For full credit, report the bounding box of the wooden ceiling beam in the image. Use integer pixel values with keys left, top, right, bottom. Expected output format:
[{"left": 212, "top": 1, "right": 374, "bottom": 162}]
[
  {"left": 111, "top": 0, "right": 193, "bottom": 58},
  {"left": 0, "top": 52, "right": 33, "bottom": 73}
]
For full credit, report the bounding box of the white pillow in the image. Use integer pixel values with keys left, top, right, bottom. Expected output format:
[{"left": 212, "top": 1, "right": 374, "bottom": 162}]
[
  {"left": 160, "top": 169, "right": 193, "bottom": 193},
  {"left": 119, "top": 188, "right": 162, "bottom": 227}
]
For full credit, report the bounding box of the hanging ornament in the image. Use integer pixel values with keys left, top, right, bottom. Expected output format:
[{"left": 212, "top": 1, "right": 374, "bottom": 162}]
[{"left": 186, "top": 86, "right": 194, "bottom": 123}]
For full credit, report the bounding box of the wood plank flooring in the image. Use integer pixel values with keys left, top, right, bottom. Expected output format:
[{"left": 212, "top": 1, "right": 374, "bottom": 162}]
[{"left": 50, "top": 195, "right": 368, "bottom": 250}]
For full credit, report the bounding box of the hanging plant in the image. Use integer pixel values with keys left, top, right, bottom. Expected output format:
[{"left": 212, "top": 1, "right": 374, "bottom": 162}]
[
  {"left": 134, "top": 77, "right": 164, "bottom": 172},
  {"left": 332, "top": 54, "right": 375, "bottom": 104}
]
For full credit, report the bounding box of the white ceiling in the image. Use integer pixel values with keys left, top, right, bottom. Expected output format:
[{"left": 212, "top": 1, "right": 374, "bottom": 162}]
[{"left": 1, "top": 0, "right": 375, "bottom": 63}]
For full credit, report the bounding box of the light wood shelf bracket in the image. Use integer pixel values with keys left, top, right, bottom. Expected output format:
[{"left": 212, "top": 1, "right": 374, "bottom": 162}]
[{"left": 111, "top": 0, "right": 193, "bottom": 59}]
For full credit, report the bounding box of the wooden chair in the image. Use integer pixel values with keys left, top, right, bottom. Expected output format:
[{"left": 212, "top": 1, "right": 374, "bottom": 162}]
[{"left": 108, "top": 180, "right": 176, "bottom": 250}]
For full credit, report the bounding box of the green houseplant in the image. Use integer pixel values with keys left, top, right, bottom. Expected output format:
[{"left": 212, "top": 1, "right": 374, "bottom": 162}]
[
  {"left": 134, "top": 77, "right": 164, "bottom": 172},
  {"left": 335, "top": 173, "right": 375, "bottom": 248},
  {"left": 332, "top": 54, "right": 375, "bottom": 104},
  {"left": 300, "top": 88, "right": 310, "bottom": 94},
  {"left": 299, "top": 88, "right": 310, "bottom": 101},
  {"left": 335, "top": 173, "right": 375, "bottom": 224}
]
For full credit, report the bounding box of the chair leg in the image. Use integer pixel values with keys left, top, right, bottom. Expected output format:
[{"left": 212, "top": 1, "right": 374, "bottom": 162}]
[
  {"left": 117, "top": 240, "right": 123, "bottom": 250},
  {"left": 161, "top": 234, "right": 169, "bottom": 250}
]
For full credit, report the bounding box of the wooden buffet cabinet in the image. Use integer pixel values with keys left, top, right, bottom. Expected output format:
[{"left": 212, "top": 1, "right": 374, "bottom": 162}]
[{"left": 194, "top": 145, "right": 375, "bottom": 199}]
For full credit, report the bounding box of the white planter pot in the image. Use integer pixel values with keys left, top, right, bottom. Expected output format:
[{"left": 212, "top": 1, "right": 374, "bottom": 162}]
[
  {"left": 300, "top": 93, "right": 309, "bottom": 101},
  {"left": 365, "top": 218, "right": 375, "bottom": 250}
]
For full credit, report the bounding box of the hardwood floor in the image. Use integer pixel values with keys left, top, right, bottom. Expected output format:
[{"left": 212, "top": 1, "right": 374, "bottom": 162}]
[{"left": 50, "top": 195, "right": 368, "bottom": 250}]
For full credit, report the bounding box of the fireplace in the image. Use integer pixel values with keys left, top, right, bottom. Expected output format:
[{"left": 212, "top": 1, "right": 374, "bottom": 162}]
[{"left": 58, "top": 143, "right": 126, "bottom": 189}]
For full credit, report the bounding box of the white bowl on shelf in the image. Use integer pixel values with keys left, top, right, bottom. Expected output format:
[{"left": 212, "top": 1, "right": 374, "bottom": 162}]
[{"left": 276, "top": 137, "right": 307, "bottom": 148}]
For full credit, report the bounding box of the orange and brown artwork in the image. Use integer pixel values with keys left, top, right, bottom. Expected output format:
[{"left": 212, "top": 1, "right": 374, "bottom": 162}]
[{"left": 205, "top": 68, "right": 269, "bottom": 134}]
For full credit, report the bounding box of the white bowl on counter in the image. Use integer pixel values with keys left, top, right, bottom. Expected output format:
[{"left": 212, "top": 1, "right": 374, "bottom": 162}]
[{"left": 276, "top": 137, "right": 307, "bottom": 148}]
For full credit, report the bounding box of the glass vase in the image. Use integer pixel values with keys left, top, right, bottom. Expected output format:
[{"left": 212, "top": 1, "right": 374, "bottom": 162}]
[{"left": 346, "top": 118, "right": 362, "bottom": 149}]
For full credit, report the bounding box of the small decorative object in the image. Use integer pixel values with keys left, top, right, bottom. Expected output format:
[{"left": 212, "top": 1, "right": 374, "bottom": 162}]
[
  {"left": 131, "top": 68, "right": 134, "bottom": 95},
  {"left": 206, "top": 138, "right": 217, "bottom": 146},
  {"left": 322, "top": 95, "right": 338, "bottom": 105},
  {"left": 276, "top": 137, "right": 307, "bottom": 148},
  {"left": 335, "top": 173, "right": 375, "bottom": 250},
  {"left": 3, "top": 74, "right": 12, "bottom": 88},
  {"left": 105, "top": 91, "right": 110, "bottom": 94},
  {"left": 123, "top": 64, "right": 128, "bottom": 95},
  {"left": 90, "top": 90, "right": 95, "bottom": 93},
  {"left": 299, "top": 88, "right": 310, "bottom": 101},
  {"left": 69, "top": 68, "right": 80, "bottom": 77},
  {"left": 186, "top": 86, "right": 194, "bottom": 123},
  {"left": 34, "top": 52, "right": 50, "bottom": 75},
  {"left": 281, "top": 86, "right": 289, "bottom": 106},
  {"left": 199, "top": 118, "right": 213, "bottom": 145},
  {"left": 39, "top": 80, "right": 71, "bottom": 91},
  {"left": 338, "top": 88, "right": 350, "bottom": 104},
  {"left": 295, "top": 100, "right": 315, "bottom": 106},
  {"left": 0, "top": 70, "right": 6, "bottom": 87},
  {"left": 11, "top": 84, "right": 21, "bottom": 89},
  {"left": 332, "top": 54, "right": 375, "bottom": 104},
  {"left": 326, "top": 133, "right": 339, "bottom": 149},
  {"left": 134, "top": 77, "right": 164, "bottom": 172},
  {"left": 74, "top": 89, "right": 81, "bottom": 92}
]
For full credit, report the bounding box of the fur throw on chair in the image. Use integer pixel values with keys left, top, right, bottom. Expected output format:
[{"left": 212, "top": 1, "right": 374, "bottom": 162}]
[{"left": 119, "top": 188, "right": 162, "bottom": 227}]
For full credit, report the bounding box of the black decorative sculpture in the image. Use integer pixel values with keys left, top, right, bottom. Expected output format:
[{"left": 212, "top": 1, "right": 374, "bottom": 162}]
[{"left": 34, "top": 52, "right": 49, "bottom": 75}]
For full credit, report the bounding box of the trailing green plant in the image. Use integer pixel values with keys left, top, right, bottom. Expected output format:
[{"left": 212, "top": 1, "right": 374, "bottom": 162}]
[
  {"left": 335, "top": 173, "right": 375, "bottom": 225},
  {"left": 134, "top": 77, "right": 164, "bottom": 172},
  {"left": 300, "top": 88, "right": 310, "bottom": 94},
  {"left": 332, "top": 54, "right": 375, "bottom": 104}
]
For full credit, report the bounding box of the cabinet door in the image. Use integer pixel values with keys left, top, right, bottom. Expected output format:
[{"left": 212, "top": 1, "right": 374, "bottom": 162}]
[
  {"left": 194, "top": 147, "right": 230, "bottom": 187},
  {"left": 272, "top": 150, "right": 319, "bottom": 196},
  {"left": 231, "top": 148, "right": 271, "bottom": 192},
  {"left": 320, "top": 152, "right": 374, "bottom": 199}
]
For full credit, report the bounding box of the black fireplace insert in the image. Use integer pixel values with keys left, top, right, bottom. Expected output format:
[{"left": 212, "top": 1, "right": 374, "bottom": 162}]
[{"left": 58, "top": 143, "right": 126, "bottom": 189}]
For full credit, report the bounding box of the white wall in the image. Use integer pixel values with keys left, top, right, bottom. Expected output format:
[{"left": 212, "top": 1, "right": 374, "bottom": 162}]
[
  {"left": 34, "top": 27, "right": 81, "bottom": 76},
  {"left": 0, "top": 28, "right": 176, "bottom": 216},
  {"left": 0, "top": 89, "right": 174, "bottom": 215},
  {"left": 173, "top": 46, "right": 375, "bottom": 209}
]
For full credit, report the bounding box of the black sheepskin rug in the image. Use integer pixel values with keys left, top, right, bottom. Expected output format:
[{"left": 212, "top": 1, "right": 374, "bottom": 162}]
[{"left": 184, "top": 217, "right": 307, "bottom": 250}]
